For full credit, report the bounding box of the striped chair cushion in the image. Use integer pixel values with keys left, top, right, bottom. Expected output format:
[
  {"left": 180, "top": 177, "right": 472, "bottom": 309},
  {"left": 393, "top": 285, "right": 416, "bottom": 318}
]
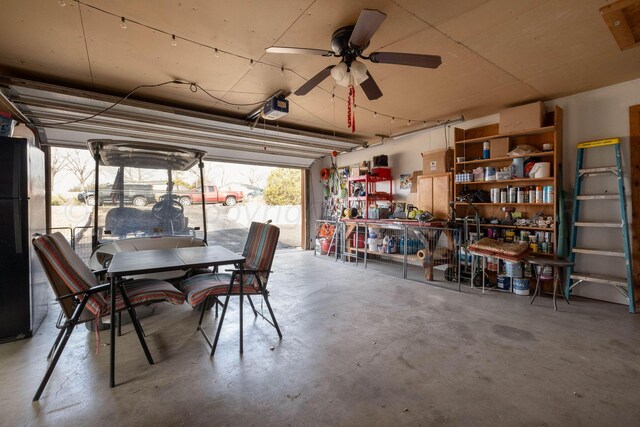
[
  {"left": 181, "top": 274, "right": 260, "bottom": 307},
  {"left": 34, "top": 233, "right": 107, "bottom": 316},
  {"left": 100, "top": 278, "right": 185, "bottom": 314},
  {"left": 180, "top": 221, "right": 280, "bottom": 307},
  {"left": 34, "top": 233, "right": 185, "bottom": 316},
  {"left": 241, "top": 221, "right": 280, "bottom": 286}
]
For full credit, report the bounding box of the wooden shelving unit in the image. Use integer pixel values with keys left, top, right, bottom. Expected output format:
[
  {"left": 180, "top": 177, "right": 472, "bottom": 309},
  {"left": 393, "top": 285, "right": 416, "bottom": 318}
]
[{"left": 453, "top": 106, "right": 563, "bottom": 252}]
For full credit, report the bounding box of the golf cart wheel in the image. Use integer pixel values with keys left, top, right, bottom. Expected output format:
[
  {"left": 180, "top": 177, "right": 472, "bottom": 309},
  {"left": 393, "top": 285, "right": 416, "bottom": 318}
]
[
  {"left": 224, "top": 196, "right": 237, "bottom": 206},
  {"left": 179, "top": 196, "right": 192, "bottom": 206},
  {"left": 85, "top": 195, "right": 96, "bottom": 206},
  {"left": 132, "top": 196, "right": 147, "bottom": 206},
  {"left": 444, "top": 266, "right": 457, "bottom": 282}
]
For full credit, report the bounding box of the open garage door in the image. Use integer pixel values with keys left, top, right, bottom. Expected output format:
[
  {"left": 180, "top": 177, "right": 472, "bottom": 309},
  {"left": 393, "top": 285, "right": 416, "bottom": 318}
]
[{"left": 0, "top": 77, "right": 365, "bottom": 168}]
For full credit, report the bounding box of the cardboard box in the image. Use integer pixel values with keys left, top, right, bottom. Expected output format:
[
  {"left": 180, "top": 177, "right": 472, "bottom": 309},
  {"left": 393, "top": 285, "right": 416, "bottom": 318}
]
[
  {"left": 490, "top": 137, "right": 510, "bottom": 158},
  {"left": 422, "top": 148, "right": 454, "bottom": 175},
  {"left": 499, "top": 101, "right": 545, "bottom": 133}
]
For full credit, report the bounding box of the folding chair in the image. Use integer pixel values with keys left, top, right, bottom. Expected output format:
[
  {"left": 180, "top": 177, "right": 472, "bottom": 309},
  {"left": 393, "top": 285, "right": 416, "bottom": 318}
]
[
  {"left": 31, "top": 232, "right": 185, "bottom": 401},
  {"left": 181, "top": 221, "right": 282, "bottom": 356}
]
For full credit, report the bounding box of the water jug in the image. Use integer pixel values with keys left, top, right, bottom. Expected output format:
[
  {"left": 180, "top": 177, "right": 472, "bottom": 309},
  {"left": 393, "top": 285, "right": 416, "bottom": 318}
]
[{"left": 510, "top": 157, "right": 524, "bottom": 178}]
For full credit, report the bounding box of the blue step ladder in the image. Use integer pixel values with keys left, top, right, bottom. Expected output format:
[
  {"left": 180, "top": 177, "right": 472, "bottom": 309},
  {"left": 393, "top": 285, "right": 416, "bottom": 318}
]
[{"left": 564, "top": 138, "right": 634, "bottom": 313}]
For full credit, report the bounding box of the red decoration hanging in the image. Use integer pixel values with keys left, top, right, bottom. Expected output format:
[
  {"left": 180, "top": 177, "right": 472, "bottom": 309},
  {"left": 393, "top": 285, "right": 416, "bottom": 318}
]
[{"left": 347, "top": 84, "right": 356, "bottom": 133}]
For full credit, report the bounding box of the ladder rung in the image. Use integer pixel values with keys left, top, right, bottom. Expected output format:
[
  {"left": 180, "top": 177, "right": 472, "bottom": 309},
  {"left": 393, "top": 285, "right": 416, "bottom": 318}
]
[
  {"left": 570, "top": 272, "right": 628, "bottom": 286},
  {"left": 577, "top": 138, "right": 620, "bottom": 149},
  {"left": 576, "top": 194, "right": 619, "bottom": 200},
  {"left": 575, "top": 222, "right": 621, "bottom": 228},
  {"left": 572, "top": 248, "right": 625, "bottom": 257},
  {"left": 578, "top": 166, "right": 618, "bottom": 176}
]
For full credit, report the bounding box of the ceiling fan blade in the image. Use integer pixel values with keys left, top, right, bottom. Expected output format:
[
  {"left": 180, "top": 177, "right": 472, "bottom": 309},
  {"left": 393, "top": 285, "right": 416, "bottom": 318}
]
[
  {"left": 266, "top": 46, "right": 334, "bottom": 56},
  {"left": 369, "top": 52, "right": 442, "bottom": 69},
  {"left": 349, "top": 9, "right": 387, "bottom": 49},
  {"left": 294, "top": 66, "right": 334, "bottom": 96},
  {"left": 360, "top": 71, "right": 383, "bottom": 100}
]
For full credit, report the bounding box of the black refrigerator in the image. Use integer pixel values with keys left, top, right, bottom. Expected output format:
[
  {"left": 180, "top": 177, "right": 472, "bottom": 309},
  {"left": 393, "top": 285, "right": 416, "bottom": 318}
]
[{"left": 0, "top": 137, "right": 48, "bottom": 342}]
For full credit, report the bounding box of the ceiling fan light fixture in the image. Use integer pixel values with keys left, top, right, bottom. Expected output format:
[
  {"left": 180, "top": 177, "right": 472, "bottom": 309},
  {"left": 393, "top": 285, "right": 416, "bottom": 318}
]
[
  {"left": 330, "top": 62, "right": 348, "bottom": 81},
  {"left": 350, "top": 60, "right": 368, "bottom": 81},
  {"left": 331, "top": 60, "right": 369, "bottom": 87}
]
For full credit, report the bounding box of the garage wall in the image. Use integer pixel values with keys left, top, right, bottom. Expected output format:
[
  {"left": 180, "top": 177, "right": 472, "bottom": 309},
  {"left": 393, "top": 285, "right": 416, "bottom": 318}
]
[
  {"left": 308, "top": 157, "right": 331, "bottom": 248},
  {"left": 330, "top": 77, "right": 640, "bottom": 305},
  {"left": 548, "top": 78, "right": 639, "bottom": 304}
]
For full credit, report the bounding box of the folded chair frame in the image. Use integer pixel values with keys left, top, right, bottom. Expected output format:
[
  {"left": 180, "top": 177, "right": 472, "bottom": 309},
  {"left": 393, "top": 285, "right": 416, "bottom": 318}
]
[
  {"left": 33, "top": 280, "right": 154, "bottom": 401},
  {"left": 197, "top": 268, "right": 282, "bottom": 357}
]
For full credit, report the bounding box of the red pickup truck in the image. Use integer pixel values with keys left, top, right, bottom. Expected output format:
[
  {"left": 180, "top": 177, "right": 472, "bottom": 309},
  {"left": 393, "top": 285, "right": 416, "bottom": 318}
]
[{"left": 176, "top": 185, "right": 243, "bottom": 206}]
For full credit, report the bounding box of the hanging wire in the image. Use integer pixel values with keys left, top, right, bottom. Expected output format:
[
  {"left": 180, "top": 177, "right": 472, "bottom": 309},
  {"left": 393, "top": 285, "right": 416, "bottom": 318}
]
[{"left": 66, "top": 0, "right": 446, "bottom": 126}]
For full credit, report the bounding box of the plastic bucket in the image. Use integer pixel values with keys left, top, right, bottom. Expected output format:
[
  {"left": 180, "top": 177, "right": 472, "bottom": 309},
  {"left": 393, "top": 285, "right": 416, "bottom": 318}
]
[
  {"left": 505, "top": 261, "right": 523, "bottom": 278},
  {"left": 497, "top": 274, "right": 511, "bottom": 291},
  {"left": 321, "top": 239, "right": 335, "bottom": 254},
  {"left": 513, "top": 278, "right": 530, "bottom": 295}
]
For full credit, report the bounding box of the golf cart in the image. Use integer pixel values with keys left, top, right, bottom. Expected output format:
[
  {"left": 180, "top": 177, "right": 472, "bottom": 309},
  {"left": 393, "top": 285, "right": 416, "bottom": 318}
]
[{"left": 86, "top": 140, "right": 210, "bottom": 279}]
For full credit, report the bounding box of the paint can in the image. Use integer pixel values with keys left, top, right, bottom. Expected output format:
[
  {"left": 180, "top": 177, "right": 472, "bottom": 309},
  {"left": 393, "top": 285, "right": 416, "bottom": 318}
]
[
  {"left": 512, "top": 278, "right": 530, "bottom": 295},
  {"left": 505, "top": 261, "right": 523, "bottom": 278},
  {"left": 487, "top": 256, "right": 499, "bottom": 272},
  {"left": 497, "top": 274, "right": 511, "bottom": 291}
]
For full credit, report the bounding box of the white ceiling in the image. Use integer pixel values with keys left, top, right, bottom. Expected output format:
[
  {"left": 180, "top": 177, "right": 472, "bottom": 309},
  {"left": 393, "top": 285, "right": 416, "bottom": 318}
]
[{"left": 0, "top": 0, "right": 639, "bottom": 149}]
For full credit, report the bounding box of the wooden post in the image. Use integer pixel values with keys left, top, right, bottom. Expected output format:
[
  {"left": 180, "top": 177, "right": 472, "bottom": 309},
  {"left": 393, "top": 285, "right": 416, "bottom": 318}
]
[
  {"left": 301, "top": 168, "right": 309, "bottom": 250},
  {"left": 629, "top": 105, "right": 640, "bottom": 307}
]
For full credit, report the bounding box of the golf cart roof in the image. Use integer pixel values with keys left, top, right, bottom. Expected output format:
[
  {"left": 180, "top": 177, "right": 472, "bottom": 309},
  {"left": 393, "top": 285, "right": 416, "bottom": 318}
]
[{"left": 88, "top": 139, "right": 206, "bottom": 171}]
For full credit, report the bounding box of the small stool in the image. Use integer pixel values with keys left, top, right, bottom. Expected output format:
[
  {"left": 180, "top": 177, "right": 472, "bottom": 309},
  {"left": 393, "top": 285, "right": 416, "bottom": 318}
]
[{"left": 526, "top": 256, "right": 575, "bottom": 311}]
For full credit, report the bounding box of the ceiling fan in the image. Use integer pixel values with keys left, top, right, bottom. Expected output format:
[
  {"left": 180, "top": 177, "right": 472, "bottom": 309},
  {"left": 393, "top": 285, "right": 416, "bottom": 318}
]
[{"left": 266, "top": 9, "right": 442, "bottom": 100}]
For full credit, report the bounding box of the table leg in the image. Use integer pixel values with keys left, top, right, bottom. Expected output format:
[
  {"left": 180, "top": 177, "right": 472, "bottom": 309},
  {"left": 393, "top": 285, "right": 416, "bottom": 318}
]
[
  {"left": 559, "top": 275, "right": 570, "bottom": 304},
  {"left": 553, "top": 267, "right": 558, "bottom": 311},
  {"left": 530, "top": 264, "right": 542, "bottom": 305},
  {"left": 482, "top": 256, "right": 486, "bottom": 295},
  {"left": 110, "top": 276, "right": 116, "bottom": 388}
]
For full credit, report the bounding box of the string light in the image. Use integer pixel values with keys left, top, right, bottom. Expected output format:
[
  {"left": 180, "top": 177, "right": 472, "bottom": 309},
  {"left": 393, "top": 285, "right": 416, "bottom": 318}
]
[{"left": 52, "top": 1, "right": 434, "bottom": 127}]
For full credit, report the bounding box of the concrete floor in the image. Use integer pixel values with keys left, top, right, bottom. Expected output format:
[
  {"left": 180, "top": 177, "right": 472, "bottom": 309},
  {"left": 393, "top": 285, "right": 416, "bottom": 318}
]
[{"left": 1, "top": 251, "right": 639, "bottom": 426}]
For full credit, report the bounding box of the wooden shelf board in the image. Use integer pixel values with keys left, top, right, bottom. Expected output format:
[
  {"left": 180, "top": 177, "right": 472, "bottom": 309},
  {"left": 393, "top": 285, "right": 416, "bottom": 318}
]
[
  {"left": 455, "top": 125, "right": 556, "bottom": 145},
  {"left": 455, "top": 177, "right": 554, "bottom": 186},
  {"left": 348, "top": 175, "right": 392, "bottom": 182},
  {"left": 457, "top": 151, "right": 554, "bottom": 166},
  {"left": 454, "top": 202, "right": 552, "bottom": 206},
  {"left": 347, "top": 248, "right": 423, "bottom": 266},
  {"left": 478, "top": 223, "right": 555, "bottom": 232}
]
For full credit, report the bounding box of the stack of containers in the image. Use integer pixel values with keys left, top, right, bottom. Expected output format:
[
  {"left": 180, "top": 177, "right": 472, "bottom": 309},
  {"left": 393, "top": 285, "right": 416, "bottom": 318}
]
[{"left": 506, "top": 260, "right": 530, "bottom": 295}]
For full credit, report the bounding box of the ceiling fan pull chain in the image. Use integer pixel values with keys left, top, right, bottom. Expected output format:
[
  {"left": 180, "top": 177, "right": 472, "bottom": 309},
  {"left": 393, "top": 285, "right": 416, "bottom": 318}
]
[
  {"left": 347, "top": 85, "right": 352, "bottom": 129},
  {"left": 348, "top": 84, "right": 356, "bottom": 133}
]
